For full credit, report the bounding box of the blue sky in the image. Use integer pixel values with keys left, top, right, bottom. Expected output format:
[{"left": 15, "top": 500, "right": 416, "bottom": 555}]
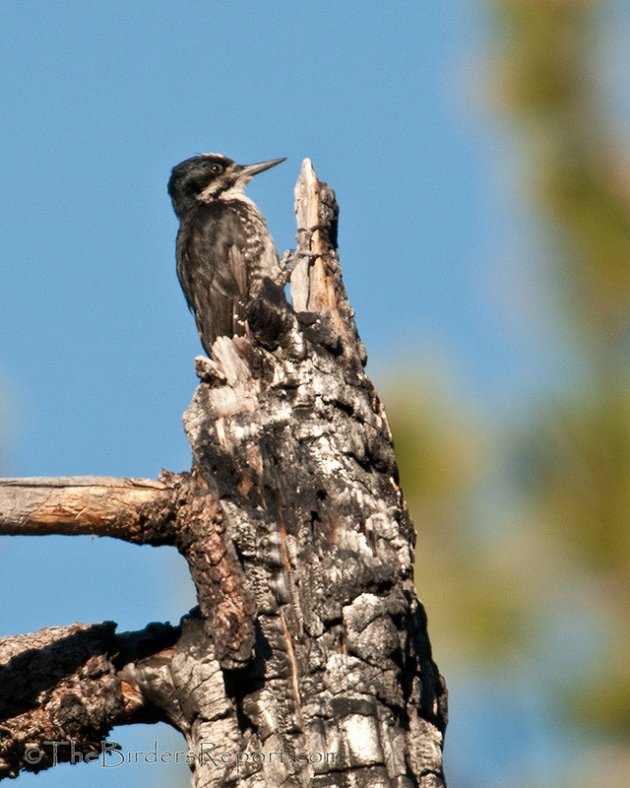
[{"left": 0, "top": 3, "right": 547, "bottom": 786}]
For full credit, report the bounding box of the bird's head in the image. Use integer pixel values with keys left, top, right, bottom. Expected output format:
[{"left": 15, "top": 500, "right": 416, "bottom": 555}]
[{"left": 168, "top": 153, "right": 285, "bottom": 219}]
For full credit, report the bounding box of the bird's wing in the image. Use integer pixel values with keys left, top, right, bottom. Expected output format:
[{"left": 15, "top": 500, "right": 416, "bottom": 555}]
[{"left": 177, "top": 203, "right": 251, "bottom": 354}]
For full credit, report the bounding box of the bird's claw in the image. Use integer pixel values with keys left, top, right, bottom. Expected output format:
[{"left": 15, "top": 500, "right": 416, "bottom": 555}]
[{"left": 280, "top": 248, "right": 321, "bottom": 270}]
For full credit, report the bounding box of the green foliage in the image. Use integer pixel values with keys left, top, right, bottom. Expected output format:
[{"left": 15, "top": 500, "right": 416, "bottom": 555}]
[
  {"left": 384, "top": 376, "right": 529, "bottom": 664},
  {"left": 495, "top": 0, "right": 630, "bottom": 745},
  {"left": 387, "top": 1, "right": 630, "bottom": 781}
]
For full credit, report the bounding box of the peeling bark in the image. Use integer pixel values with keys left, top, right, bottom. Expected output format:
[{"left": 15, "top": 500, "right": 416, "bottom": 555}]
[{"left": 0, "top": 160, "right": 447, "bottom": 786}]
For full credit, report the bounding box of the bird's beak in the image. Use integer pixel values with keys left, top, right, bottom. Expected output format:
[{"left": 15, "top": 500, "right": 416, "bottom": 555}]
[{"left": 238, "top": 157, "right": 286, "bottom": 180}]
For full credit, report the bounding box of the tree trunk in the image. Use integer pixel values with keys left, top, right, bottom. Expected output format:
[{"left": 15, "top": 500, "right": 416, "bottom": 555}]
[{"left": 0, "top": 160, "right": 447, "bottom": 786}]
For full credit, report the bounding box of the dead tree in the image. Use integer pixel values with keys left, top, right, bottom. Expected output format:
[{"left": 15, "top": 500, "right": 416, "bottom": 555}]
[{"left": 0, "top": 161, "right": 447, "bottom": 786}]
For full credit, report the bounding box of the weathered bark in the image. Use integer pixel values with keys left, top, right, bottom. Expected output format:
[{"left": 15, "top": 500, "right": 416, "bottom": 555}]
[
  {"left": 0, "top": 476, "right": 174, "bottom": 543},
  {"left": 0, "top": 620, "right": 181, "bottom": 778},
  {"left": 0, "top": 160, "right": 447, "bottom": 786}
]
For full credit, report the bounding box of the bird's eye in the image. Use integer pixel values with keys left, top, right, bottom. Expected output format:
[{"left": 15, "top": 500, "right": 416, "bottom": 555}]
[{"left": 210, "top": 163, "right": 223, "bottom": 174}]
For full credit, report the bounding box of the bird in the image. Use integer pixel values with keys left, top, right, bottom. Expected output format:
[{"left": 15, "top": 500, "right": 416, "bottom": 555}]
[{"left": 168, "top": 152, "right": 285, "bottom": 356}]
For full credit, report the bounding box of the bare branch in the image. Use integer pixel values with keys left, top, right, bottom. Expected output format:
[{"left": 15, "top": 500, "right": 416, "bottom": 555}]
[
  {"left": 0, "top": 620, "right": 181, "bottom": 779},
  {"left": 0, "top": 476, "right": 176, "bottom": 544}
]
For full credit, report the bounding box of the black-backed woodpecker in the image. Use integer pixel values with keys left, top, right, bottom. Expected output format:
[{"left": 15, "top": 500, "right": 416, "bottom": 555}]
[{"left": 168, "top": 153, "right": 285, "bottom": 356}]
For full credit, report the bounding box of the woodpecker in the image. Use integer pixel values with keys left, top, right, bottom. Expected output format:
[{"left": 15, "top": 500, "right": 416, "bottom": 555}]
[{"left": 168, "top": 152, "right": 285, "bottom": 356}]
